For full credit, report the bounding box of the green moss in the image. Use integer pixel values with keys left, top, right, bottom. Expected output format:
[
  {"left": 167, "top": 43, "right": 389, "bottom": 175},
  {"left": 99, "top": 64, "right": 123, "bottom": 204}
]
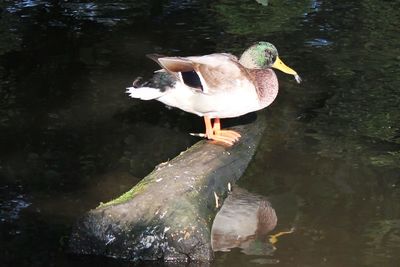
[{"left": 97, "top": 178, "right": 151, "bottom": 208}]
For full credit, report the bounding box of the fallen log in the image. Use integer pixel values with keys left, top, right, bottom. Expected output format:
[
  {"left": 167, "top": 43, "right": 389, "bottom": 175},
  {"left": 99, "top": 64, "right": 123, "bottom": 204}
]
[{"left": 69, "top": 112, "right": 266, "bottom": 262}]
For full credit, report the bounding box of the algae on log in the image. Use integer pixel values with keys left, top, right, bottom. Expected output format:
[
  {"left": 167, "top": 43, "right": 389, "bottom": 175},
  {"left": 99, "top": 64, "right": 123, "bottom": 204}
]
[{"left": 69, "top": 113, "right": 266, "bottom": 262}]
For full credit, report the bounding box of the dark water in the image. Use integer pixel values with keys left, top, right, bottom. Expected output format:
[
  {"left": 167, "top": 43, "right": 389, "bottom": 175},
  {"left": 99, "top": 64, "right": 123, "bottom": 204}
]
[{"left": 1, "top": 0, "right": 399, "bottom": 266}]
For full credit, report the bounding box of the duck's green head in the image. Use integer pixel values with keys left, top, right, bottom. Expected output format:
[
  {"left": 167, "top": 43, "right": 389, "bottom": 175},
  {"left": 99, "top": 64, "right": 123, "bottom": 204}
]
[
  {"left": 239, "top": 41, "right": 301, "bottom": 83},
  {"left": 239, "top": 42, "right": 278, "bottom": 68}
]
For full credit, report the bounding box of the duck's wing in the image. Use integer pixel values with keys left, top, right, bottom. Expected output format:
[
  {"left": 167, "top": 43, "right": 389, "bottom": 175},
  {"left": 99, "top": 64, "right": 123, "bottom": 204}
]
[
  {"left": 188, "top": 54, "right": 251, "bottom": 94},
  {"left": 147, "top": 54, "right": 193, "bottom": 75},
  {"left": 147, "top": 54, "right": 203, "bottom": 91},
  {"left": 147, "top": 53, "right": 253, "bottom": 94}
]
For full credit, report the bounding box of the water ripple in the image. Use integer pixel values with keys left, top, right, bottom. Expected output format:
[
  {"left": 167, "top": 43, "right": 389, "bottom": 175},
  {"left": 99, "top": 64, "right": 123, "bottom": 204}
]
[
  {"left": 0, "top": 186, "right": 31, "bottom": 223},
  {"left": 305, "top": 38, "right": 333, "bottom": 47}
]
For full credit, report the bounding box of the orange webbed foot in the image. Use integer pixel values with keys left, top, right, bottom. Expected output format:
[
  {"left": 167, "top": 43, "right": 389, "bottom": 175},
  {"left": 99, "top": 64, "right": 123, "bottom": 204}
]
[
  {"left": 206, "top": 132, "right": 237, "bottom": 146},
  {"left": 203, "top": 116, "right": 241, "bottom": 146},
  {"left": 214, "top": 129, "right": 241, "bottom": 141}
]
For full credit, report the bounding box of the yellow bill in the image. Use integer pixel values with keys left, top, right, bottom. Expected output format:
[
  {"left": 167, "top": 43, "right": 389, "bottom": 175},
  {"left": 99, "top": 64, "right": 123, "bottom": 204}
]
[{"left": 272, "top": 56, "right": 302, "bottom": 83}]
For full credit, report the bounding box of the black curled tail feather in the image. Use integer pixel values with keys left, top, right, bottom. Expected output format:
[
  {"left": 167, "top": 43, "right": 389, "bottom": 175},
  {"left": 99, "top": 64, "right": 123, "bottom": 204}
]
[{"left": 142, "top": 71, "right": 176, "bottom": 92}]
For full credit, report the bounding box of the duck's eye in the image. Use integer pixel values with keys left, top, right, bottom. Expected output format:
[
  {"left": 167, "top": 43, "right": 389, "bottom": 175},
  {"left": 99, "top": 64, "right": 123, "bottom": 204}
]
[
  {"left": 271, "top": 54, "right": 277, "bottom": 63},
  {"left": 264, "top": 50, "right": 276, "bottom": 64}
]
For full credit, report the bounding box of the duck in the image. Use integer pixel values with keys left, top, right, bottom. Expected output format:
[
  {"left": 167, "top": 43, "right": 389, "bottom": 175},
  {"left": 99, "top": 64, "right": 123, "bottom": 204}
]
[{"left": 127, "top": 42, "right": 301, "bottom": 146}]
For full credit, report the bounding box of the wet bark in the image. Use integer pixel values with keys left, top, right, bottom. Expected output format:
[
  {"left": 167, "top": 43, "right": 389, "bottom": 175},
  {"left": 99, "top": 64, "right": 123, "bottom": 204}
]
[{"left": 69, "top": 113, "right": 266, "bottom": 262}]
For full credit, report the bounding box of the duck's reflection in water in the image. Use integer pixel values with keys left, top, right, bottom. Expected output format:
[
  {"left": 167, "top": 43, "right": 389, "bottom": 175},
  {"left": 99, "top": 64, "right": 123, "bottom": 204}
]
[{"left": 211, "top": 187, "right": 294, "bottom": 256}]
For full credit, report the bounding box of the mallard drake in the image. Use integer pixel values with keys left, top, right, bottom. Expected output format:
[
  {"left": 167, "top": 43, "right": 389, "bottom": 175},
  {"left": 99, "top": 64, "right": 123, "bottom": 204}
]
[{"left": 127, "top": 42, "right": 301, "bottom": 146}]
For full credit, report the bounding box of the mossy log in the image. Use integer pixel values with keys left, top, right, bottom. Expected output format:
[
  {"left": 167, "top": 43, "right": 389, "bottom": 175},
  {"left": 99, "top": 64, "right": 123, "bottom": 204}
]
[{"left": 69, "top": 113, "right": 266, "bottom": 262}]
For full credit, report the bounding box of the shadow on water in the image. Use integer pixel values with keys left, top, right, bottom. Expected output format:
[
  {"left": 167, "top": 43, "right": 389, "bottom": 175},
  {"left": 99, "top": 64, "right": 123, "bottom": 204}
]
[{"left": 0, "top": 0, "right": 399, "bottom": 266}]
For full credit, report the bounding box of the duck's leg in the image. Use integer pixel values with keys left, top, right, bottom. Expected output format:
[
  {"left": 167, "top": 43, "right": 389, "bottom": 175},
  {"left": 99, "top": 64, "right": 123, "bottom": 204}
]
[
  {"left": 204, "top": 116, "right": 214, "bottom": 139},
  {"left": 204, "top": 116, "right": 240, "bottom": 146},
  {"left": 213, "top": 118, "right": 241, "bottom": 141}
]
